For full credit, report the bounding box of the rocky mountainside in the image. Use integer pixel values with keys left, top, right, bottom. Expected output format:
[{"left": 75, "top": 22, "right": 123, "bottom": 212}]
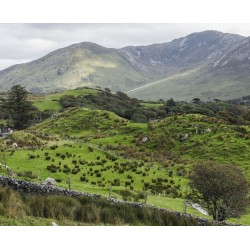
[
  {"left": 0, "top": 30, "right": 249, "bottom": 100},
  {"left": 119, "top": 30, "right": 244, "bottom": 72}
]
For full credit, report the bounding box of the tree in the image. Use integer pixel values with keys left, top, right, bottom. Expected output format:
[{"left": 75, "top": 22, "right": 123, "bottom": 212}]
[
  {"left": 116, "top": 91, "right": 130, "bottom": 101},
  {"left": 192, "top": 98, "right": 201, "bottom": 104},
  {"left": 189, "top": 161, "right": 249, "bottom": 221},
  {"left": 166, "top": 98, "right": 176, "bottom": 107},
  {"left": 4, "top": 85, "right": 37, "bottom": 130}
]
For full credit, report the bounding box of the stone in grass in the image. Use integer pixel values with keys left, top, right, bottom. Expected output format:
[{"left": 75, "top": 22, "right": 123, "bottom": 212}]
[
  {"left": 141, "top": 137, "right": 148, "bottom": 143},
  {"left": 43, "top": 178, "right": 57, "bottom": 186}
]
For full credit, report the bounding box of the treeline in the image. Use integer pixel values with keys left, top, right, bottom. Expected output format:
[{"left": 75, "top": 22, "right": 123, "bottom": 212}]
[
  {"left": 59, "top": 90, "right": 157, "bottom": 123},
  {"left": 59, "top": 89, "right": 250, "bottom": 125}
]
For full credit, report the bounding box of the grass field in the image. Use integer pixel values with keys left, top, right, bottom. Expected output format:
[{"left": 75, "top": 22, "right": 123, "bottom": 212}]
[
  {"left": 1, "top": 105, "right": 250, "bottom": 225},
  {"left": 30, "top": 88, "right": 98, "bottom": 111}
]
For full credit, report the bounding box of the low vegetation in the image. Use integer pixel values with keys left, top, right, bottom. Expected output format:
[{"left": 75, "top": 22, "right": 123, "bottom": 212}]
[
  {"left": 0, "top": 86, "right": 250, "bottom": 225},
  {"left": 0, "top": 187, "right": 202, "bottom": 226}
]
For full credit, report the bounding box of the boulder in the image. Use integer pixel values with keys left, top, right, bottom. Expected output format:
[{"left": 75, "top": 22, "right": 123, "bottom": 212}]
[
  {"left": 43, "top": 178, "right": 57, "bottom": 186},
  {"left": 141, "top": 137, "right": 148, "bottom": 143}
]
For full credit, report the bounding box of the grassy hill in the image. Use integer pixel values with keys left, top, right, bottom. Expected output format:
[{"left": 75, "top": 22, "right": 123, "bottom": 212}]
[
  {"left": 1, "top": 88, "right": 250, "bottom": 225},
  {"left": 1, "top": 105, "right": 249, "bottom": 223},
  {"left": 30, "top": 88, "right": 98, "bottom": 111}
]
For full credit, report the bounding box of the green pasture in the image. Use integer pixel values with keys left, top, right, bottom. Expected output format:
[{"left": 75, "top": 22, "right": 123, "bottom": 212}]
[{"left": 30, "top": 88, "right": 98, "bottom": 111}]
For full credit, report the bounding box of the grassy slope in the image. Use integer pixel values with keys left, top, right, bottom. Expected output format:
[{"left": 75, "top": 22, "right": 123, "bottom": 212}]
[
  {"left": 1, "top": 106, "right": 250, "bottom": 224},
  {"left": 0, "top": 47, "right": 149, "bottom": 93},
  {"left": 30, "top": 88, "right": 98, "bottom": 111},
  {"left": 127, "top": 67, "right": 250, "bottom": 101}
]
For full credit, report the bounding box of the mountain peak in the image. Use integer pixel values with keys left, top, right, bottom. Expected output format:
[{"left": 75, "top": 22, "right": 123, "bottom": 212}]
[{"left": 0, "top": 30, "right": 249, "bottom": 100}]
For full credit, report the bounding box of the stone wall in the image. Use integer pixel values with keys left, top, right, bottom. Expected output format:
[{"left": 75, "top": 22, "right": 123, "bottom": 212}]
[{"left": 0, "top": 175, "right": 238, "bottom": 226}]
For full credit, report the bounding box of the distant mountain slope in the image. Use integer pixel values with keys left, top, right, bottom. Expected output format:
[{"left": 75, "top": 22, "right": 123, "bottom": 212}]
[
  {"left": 0, "top": 30, "right": 249, "bottom": 100},
  {"left": 0, "top": 42, "right": 149, "bottom": 93},
  {"left": 118, "top": 30, "right": 244, "bottom": 72}
]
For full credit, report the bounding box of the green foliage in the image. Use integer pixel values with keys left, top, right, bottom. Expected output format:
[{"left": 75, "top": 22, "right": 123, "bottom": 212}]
[
  {"left": 190, "top": 161, "right": 249, "bottom": 221},
  {"left": 2, "top": 85, "right": 38, "bottom": 129},
  {"left": 59, "top": 90, "right": 152, "bottom": 122}
]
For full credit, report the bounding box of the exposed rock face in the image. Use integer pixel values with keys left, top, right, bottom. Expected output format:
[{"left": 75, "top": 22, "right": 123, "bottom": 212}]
[{"left": 119, "top": 30, "right": 244, "bottom": 72}]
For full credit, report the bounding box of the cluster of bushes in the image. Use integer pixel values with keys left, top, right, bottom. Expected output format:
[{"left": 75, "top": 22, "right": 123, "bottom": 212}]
[
  {"left": 47, "top": 164, "right": 60, "bottom": 173},
  {"left": 58, "top": 89, "right": 250, "bottom": 125},
  {"left": 142, "top": 177, "right": 182, "bottom": 198},
  {"left": 160, "top": 98, "right": 250, "bottom": 125},
  {"left": 59, "top": 91, "right": 156, "bottom": 123}
]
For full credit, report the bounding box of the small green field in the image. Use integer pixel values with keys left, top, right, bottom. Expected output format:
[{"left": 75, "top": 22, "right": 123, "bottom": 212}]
[{"left": 30, "top": 88, "right": 98, "bottom": 111}]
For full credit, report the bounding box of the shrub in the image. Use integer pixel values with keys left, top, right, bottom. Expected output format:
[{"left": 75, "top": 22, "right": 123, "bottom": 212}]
[
  {"left": 80, "top": 176, "right": 86, "bottom": 182},
  {"left": 168, "top": 171, "right": 173, "bottom": 177},
  {"left": 50, "top": 145, "right": 58, "bottom": 150},
  {"left": 113, "top": 179, "right": 120, "bottom": 186},
  {"left": 88, "top": 146, "right": 93, "bottom": 152},
  {"left": 79, "top": 159, "right": 85, "bottom": 165}
]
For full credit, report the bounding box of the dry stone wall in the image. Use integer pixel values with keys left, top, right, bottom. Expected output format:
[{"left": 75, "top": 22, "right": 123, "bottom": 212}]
[{"left": 0, "top": 175, "right": 238, "bottom": 226}]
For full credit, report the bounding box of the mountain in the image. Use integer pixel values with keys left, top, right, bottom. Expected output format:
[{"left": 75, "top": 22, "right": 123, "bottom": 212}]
[
  {"left": 0, "top": 30, "right": 249, "bottom": 100},
  {"left": 0, "top": 42, "right": 149, "bottom": 93}
]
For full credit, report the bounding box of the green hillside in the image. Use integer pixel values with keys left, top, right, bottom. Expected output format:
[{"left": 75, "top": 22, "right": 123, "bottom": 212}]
[
  {"left": 127, "top": 67, "right": 250, "bottom": 101},
  {"left": 1, "top": 105, "right": 249, "bottom": 223},
  {"left": 1, "top": 87, "right": 250, "bottom": 225},
  {"left": 30, "top": 88, "right": 98, "bottom": 111}
]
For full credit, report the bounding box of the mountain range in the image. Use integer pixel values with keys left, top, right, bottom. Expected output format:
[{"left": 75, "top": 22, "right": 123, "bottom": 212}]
[{"left": 0, "top": 30, "right": 250, "bottom": 101}]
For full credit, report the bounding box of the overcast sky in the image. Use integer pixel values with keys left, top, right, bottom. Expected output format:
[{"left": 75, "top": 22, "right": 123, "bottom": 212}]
[{"left": 0, "top": 23, "right": 250, "bottom": 70}]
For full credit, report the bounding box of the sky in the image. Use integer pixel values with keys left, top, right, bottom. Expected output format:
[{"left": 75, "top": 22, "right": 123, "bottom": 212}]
[{"left": 1, "top": 23, "right": 250, "bottom": 70}]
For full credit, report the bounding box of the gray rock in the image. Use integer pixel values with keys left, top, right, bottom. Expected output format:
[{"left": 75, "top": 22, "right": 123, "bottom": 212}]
[{"left": 43, "top": 178, "right": 57, "bottom": 186}]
